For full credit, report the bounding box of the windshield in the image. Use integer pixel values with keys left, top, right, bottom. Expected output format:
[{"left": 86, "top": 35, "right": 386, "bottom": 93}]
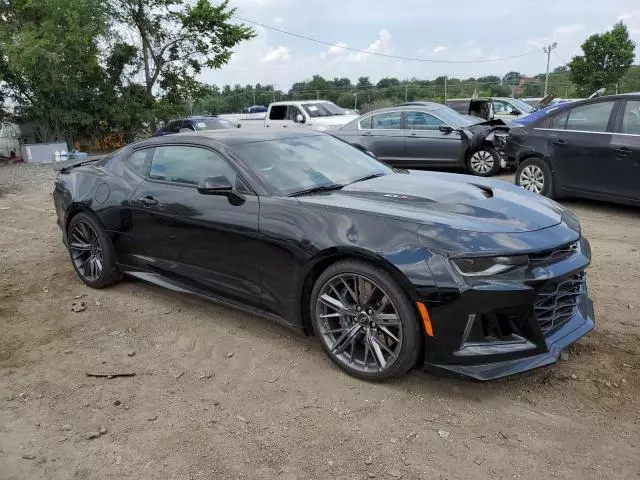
[
  {"left": 433, "top": 107, "right": 478, "bottom": 127},
  {"left": 192, "top": 118, "right": 236, "bottom": 130},
  {"left": 229, "top": 135, "right": 392, "bottom": 195},
  {"left": 508, "top": 98, "right": 533, "bottom": 113},
  {"left": 302, "top": 102, "right": 346, "bottom": 117}
]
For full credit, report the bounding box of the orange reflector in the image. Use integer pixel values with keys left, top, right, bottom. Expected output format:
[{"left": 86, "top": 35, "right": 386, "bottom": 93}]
[{"left": 416, "top": 302, "right": 434, "bottom": 337}]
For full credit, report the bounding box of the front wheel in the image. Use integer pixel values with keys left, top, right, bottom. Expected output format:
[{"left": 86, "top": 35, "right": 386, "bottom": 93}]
[
  {"left": 468, "top": 146, "right": 501, "bottom": 177},
  {"left": 310, "top": 260, "right": 422, "bottom": 381},
  {"left": 516, "top": 157, "right": 554, "bottom": 198},
  {"left": 67, "top": 212, "right": 122, "bottom": 288}
]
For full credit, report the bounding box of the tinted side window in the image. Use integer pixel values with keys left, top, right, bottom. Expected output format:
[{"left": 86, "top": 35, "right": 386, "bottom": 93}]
[
  {"left": 406, "top": 111, "right": 444, "bottom": 130},
  {"left": 269, "top": 105, "right": 286, "bottom": 120},
  {"left": 562, "top": 102, "right": 615, "bottom": 132},
  {"left": 551, "top": 110, "right": 569, "bottom": 129},
  {"left": 124, "top": 148, "right": 154, "bottom": 176},
  {"left": 370, "top": 111, "right": 402, "bottom": 130},
  {"left": 359, "top": 116, "right": 373, "bottom": 129},
  {"left": 149, "top": 146, "right": 237, "bottom": 186},
  {"left": 621, "top": 100, "right": 640, "bottom": 135}
]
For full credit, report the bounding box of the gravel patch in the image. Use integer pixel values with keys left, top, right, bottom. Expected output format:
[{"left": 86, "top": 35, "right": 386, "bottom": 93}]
[{"left": 0, "top": 162, "right": 57, "bottom": 195}]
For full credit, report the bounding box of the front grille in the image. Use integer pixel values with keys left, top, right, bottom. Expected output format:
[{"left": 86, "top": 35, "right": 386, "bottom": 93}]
[
  {"left": 529, "top": 241, "right": 579, "bottom": 266},
  {"left": 534, "top": 272, "right": 585, "bottom": 335}
]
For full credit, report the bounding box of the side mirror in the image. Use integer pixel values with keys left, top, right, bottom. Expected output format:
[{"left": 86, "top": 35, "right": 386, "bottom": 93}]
[
  {"left": 364, "top": 150, "right": 376, "bottom": 159},
  {"left": 510, "top": 109, "right": 521, "bottom": 116},
  {"left": 439, "top": 125, "right": 454, "bottom": 134},
  {"left": 296, "top": 113, "right": 305, "bottom": 124},
  {"left": 197, "top": 176, "right": 245, "bottom": 205}
]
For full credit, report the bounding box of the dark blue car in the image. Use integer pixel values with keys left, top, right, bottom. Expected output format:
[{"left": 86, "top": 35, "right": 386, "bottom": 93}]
[{"left": 153, "top": 116, "right": 237, "bottom": 136}]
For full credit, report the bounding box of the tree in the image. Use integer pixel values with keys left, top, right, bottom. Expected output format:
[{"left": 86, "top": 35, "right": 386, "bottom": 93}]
[
  {"left": 502, "top": 71, "right": 521, "bottom": 86},
  {"left": 109, "top": 0, "right": 254, "bottom": 101},
  {"left": 0, "top": 0, "right": 110, "bottom": 141},
  {"left": 569, "top": 22, "right": 636, "bottom": 96}
]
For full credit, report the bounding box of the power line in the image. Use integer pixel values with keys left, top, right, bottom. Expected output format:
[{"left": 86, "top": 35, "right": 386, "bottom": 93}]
[
  {"left": 553, "top": 50, "right": 568, "bottom": 66},
  {"left": 233, "top": 16, "right": 541, "bottom": 64}
]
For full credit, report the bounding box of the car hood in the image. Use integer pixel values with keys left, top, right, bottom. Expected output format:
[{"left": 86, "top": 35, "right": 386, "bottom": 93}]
[{"left": 296, "top": 171, "right": 564, "bottom": 233}]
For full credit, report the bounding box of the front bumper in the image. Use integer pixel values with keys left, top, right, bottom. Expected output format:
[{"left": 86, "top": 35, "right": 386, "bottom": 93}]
[{"left": 422, "top": 237, "right": 594, "bottom": 381}]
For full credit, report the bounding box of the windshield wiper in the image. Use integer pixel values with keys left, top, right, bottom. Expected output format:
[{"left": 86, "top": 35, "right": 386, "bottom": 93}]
[
  {"left": 288, "top": 183, "right": 345, "bottom": 197},
  {"left": 349, "top": 172, "right": 387, "bottom": 184}
]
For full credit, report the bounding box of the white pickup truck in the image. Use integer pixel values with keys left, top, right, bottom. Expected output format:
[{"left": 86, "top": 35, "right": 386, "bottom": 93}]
[{"left": 219, "top": 100, "right": 359, "bottom": 131}]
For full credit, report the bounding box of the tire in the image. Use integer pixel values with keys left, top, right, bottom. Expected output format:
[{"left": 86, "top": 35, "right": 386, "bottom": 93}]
[
  {"left": 67, "top": 211, "right": 122, "bottom": 289},
  {"left": 468, "top": 145, "right": 501, "bottom": 177},
  {"left": 516, "top": 157, "right": 554, "bottom": 198},
  {"left": 309, "top": 260, "right": 422, "bottom": 381}
]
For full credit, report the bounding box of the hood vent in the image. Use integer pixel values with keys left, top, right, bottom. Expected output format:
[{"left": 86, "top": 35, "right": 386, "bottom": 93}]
[{"left": 471, "top": 184, "right": 494, "bottom": 198}]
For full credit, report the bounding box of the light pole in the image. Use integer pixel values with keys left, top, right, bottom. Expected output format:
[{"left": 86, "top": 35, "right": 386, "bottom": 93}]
[
  {"left": 353, "top": 91, "right": 358, "bottom": 110},
  {"left": 543, "top": 42, "right": 557, "bottom": 97}
]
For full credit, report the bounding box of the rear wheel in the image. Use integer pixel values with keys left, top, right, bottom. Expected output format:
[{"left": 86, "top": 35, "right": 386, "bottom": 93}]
[
  {"left": 468, "top": 146, "right": 501, "bottom": 177},
  {"left": 67, "top": 212, "right": 121, "bottom": 288},
  {"left": 516, "top": 157, "right": 554, "bottom": 198},
  {"left": 310, "top": 260, "right": 422, "bottom": 381}
]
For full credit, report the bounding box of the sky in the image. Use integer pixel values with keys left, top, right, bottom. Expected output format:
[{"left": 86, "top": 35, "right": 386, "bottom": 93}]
[{"left": 199, "top": 0, "right": 640, "bottom": 90}]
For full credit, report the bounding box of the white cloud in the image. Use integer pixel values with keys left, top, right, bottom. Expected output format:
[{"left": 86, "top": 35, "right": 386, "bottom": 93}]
[
  {"left": 327, "top": 42, "right": 348, "bottom": 57},
  {"left": 272, "top": 16, "right": 284, "bottom": 24},
  {"left": 618, "top": 10, "right": 640, "bottom": 35},
  {"left": 261, "top": 46, "right": 291, "bottom": 62},
  {"left": 555, "top": 24, "right": 585, "bottom": 35},
  {"left": 432, "top": 45, "right": 448, "bottom": 54},
  {"left": 352, "top": 28, "right": 393, "bottom": 61}
]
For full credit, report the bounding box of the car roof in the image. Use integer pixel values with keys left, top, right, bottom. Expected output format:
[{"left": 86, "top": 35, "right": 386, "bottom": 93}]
[
  {"left": 134, "top": 129, "right": 326, "bottom": 148},
  {"left": 362, "top": 104, "right": 450, "bottom": 115},
  {"left": 268, "top": 100, "right": 333, "bottom": 106}
]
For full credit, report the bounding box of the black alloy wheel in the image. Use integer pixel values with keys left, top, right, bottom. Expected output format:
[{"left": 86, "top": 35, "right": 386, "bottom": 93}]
[
  {"left": 310, "top": 260, "right": 421, "bottom": 380},
  {"left": 67, "top": 212, "right": 121, "bottom": 288}
]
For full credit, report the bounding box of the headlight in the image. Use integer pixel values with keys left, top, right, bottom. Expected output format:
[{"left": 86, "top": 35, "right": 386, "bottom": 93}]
[
  {"left": 561, "top": 210, "right": 581, "bottom": 235},
  {"left": 452, "top": 255, "right": 529, "bottom": 276}
]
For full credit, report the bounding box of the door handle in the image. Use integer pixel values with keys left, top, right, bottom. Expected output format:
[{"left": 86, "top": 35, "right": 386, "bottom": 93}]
[
  {"left": 613, "top": 146, "right": 631, "bottom": 156},
  {"left": 409, "top": 132, "right": 418, "bottom": 136},
  {"left": 552, "top": 139, "right": 567, "bottom": 146},
  {"left": 362, "top": 131, "right": 373, "bottom": 136},
  {"left": 136, "top": 196, "right": 158, "bottom": 206}
]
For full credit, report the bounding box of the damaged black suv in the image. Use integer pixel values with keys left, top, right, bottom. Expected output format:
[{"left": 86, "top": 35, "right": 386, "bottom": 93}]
[{"left": 332, "top": 102, "right": 509, "bottom": 176}]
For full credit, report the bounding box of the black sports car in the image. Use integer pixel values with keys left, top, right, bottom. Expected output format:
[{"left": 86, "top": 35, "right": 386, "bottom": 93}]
[{"left": 53, "top": 131, "right": 594, "bottom": 381}]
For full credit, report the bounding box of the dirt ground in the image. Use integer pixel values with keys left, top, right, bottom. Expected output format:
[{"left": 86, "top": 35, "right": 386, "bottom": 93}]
[{"left": 1, "top": 163, "right": 639, "bottom": 480}]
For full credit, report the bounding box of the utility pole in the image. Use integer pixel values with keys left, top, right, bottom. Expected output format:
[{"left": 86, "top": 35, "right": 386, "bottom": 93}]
[
  {"left": 543, "top": 42, "right": 557, "bottom": 96},
  {"left": 316, "top": 90, "right": 319, "bottom": 100},
  {"left": 252, "top": 91, "right": 256, "bottom": 106},
  {"left": 405, "top": 85, "right": 408, "bottom": 102},
  {"left": 353, "top": 91, "right": 358, "bottom": 110}
]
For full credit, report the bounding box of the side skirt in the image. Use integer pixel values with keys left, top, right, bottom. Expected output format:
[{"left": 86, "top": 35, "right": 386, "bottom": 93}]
[{"left": 123, "top": 269, "right": 305, "bottom": 335}]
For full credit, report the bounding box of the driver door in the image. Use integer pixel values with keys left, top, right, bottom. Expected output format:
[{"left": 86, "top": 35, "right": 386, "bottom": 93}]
[
  {"left": 125, "top": 145, "right": 262, "bottom": 305},
  {"left": 403, "top": 111, "right": 465, "bottom": 166}
]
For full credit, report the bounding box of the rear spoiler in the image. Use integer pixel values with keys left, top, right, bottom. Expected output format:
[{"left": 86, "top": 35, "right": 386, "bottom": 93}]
[{"left": 54, "top": 157, "right": 103, "bottom": 173}]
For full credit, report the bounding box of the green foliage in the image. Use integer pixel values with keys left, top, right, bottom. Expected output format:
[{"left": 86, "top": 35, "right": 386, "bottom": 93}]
[
  {"left": 569, "top": 22, "right": 636, "bottom": 96},
  {"left": 0, "top": 0, "right": 254, "bottom": 143},
  {"left": 0, "top": 0, "right": 109, "bottom": 140}
]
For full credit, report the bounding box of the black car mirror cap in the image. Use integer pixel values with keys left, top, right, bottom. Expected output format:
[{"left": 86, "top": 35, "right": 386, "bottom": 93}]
[
  {"left": 510, "top": 109, "right": 521, "bottom": 116},
  {"left": 439, "top": 125, "right": 454, "bottom": 134},
  {"left": 197, "top": 176, "right": 245, "bottom": 205},
  {"left": 296, "top": 113, "right": 306, "bottom": 123}
]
